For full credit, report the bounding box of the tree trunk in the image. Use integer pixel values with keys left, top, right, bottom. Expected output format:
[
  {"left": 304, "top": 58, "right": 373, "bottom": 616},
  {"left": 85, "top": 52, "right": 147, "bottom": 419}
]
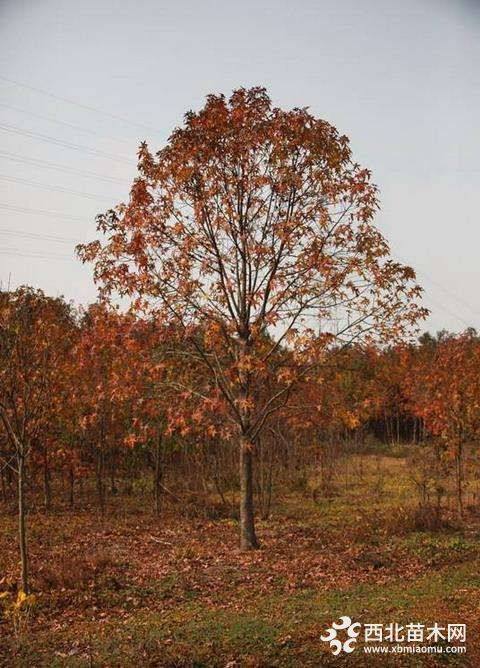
[
  {"left": 96, "top": 448, "right": 105, "bottom": 515},
  {"left": 153, "top": 433, "right": 163, "bottom": 516},
  {"left": 18, "top": 452, "right": 29, "bottom": 594},
  {"left": 110, "top": 450, "right": 117, "bottom": 495},
  {"left": 1, "top": 466, "right": 7, "bottom": 502},
  {"left": 69, "top": 466, "right": 75, "bottom": 508},
  {"left": 43, "top": 447, "right": 51, "bottom": 510},
  {"left": 239, "top": 438, "right": 259, "bottom": 550},
  {"left": 456, "top": 444, "right": 464, "bottom": 518}
]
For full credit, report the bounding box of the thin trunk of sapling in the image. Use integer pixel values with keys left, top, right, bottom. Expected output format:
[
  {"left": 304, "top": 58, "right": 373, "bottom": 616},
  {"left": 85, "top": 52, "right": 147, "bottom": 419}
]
[
  {"left": 456, "top": 442, "right": 464, "bottom": 518},
  {"left": 96, "top": 447, "right": 105, "bottom": 515},
  {"left": 17, "top": 450, "right": 29, "bottom": 594},
  {"left": 69, "top": 465, "right": 75, "bottom": 508},
  {"left": 43, "top": 445, "right": 51, "bottom": 511},
  {"left": 154, "top": 432, "right": 164, "bottom": 516}
]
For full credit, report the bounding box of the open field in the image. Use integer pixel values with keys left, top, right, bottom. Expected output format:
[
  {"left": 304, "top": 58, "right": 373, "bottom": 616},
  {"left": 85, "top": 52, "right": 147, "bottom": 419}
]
[{"left": 1, "top": 453, "right": 479, "bottom": 667}]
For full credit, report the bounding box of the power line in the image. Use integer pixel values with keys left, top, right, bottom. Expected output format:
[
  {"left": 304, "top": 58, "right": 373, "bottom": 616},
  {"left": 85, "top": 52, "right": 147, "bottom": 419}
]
[
  {"left": 0, "top": 249, "right": 73, "bottom": 261},
  {"left": 422, "top": 289, "right": 473, "bottom": 329},
  {"left": 0, "top": 202, "right": 87, "bottom": 222},
  {"left": 416, "top": 267, "right": 480, "bottom": 321},
  {"left": 393, "top": 252, "right": 477, "bottom": 329},
  {"left": 0, "top": 101, "right": 137, "bottom": 148},
  {"left": 0, "top": 228, "right": 79, "bottom": 244},
  {"left": 0, "top": 150, "right": 127, "bottom": 185},
  {"left": 0, "top": 74, "right": 158, "bottom": 135},
  {"left": 0, "top": 122, "right": 132, "bottom": 164},
  {"left": 0, "top": 174, "right": 111, "bottom": 202}
]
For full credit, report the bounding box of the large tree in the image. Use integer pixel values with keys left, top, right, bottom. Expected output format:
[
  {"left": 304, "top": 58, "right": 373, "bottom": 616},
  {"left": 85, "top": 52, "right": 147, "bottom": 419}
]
[{"left": 78, "top": 87, "right": 426, "bottom": 549}]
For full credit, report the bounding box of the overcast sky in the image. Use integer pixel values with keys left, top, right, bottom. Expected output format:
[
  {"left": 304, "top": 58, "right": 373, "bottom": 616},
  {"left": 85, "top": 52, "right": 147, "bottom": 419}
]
[{"left": 0, "top": 0, "right": 479, "bottom": 334}]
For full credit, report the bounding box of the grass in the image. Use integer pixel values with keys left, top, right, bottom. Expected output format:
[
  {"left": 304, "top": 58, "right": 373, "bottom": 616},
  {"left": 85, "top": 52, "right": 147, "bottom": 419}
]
[{"left": 1, "top": 453, "right": 479, "bottom": 666}]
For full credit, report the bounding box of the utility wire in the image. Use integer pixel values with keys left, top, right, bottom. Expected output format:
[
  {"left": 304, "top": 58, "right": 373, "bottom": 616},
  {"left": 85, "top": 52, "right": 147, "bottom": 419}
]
[
  {"left": 0, "top": 228, "right": 79, "bottom": 244},
  {"left": 0, "top": 122, "right": 132, "bottom": 164},
  {"left": 0, "top": 74, "right": 158, "bottom": 135},
  {"left": 393, "top": 252, "right": 477, "bottom": 329},
  {"left": 422, "top": 289, "right": 473, "bottom": 330},
  {"left": 0, "top": 249, "right": 73, "bottom": 261},
  {"left": 394, "top": 251, "right": 480, "bottom": 325},
  {"left": 0, "top": 174, "right": 111, "bottom": 202},
  {"left": 0, "top": 150, "right": 128, "bottom": 186},
  {"left": 416, "top": 267, "right": 480, "bottom": 321},
  {"left": 0, "top": 203, "right": 86, "bottom": 222},
  {"left": 0, "top": 101, "right": 138, "bottom": 148}
]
